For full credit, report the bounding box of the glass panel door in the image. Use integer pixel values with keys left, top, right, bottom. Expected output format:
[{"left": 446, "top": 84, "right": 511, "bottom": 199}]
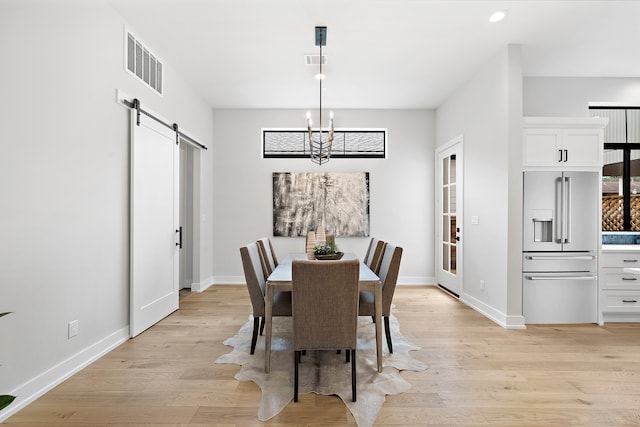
[{"left": 442, "top": 154, "right": 457, "bottom": 274}]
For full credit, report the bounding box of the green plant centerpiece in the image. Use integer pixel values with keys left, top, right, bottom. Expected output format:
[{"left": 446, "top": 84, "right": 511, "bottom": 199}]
[
  {"left": 313, "top": 243, "right": 344, "bottom": 260},
  {"left": 0, "top": 312, "right": 16, "bottom": 411}
]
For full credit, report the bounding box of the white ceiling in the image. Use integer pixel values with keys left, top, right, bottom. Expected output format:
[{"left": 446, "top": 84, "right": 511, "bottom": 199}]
[{"left": 108, "top": 0, "right": 640, "bottom": 110}]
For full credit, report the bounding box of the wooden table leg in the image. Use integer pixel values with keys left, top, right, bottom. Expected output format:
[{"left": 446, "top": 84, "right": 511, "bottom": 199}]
[{"left": 265, "top": 283, "right": 273, "bottom": 373}]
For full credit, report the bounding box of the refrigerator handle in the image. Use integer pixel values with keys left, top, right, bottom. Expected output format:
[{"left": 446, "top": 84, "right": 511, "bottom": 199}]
[
  {"left": 564, "top": 176, "right": 571, "bottom": 244},
  {"left": 555, "top": 177, "right": 563, "bottom": 243}
]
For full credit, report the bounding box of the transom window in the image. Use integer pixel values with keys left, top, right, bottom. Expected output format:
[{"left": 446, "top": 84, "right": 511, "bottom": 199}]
[{"left": 262, "top": 129, "right": 386, "bottom": 159}]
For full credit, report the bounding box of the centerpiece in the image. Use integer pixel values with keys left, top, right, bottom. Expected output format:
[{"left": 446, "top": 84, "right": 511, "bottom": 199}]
[{"left": 313, "top": 243, "right": 344, "bottom": 260}]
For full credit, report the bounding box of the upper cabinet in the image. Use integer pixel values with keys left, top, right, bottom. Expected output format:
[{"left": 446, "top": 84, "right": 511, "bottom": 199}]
[{"left": 523, "top": 117, "right": 608, "bottom": 171}]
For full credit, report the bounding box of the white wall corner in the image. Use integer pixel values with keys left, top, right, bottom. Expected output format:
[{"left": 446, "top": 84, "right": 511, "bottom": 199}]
[
  {"left": 190, "top": 275, "right": 216, "bottom": 292},
  {"left": 460, "top": 292, "right": 518, "bottom": 329}
]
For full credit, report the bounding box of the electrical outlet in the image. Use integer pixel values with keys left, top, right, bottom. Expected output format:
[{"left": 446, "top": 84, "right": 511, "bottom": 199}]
[
  {"left": 480, "top": 280, "right": 486, "bottom": 291},
  {"left": 68, "top": 320, "right": 79, "bottom": 338}
]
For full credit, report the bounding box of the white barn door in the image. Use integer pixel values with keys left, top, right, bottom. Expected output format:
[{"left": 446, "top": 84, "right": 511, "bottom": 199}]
[{"left": 130, "top": 109, "right": 179, "bottom": 337}]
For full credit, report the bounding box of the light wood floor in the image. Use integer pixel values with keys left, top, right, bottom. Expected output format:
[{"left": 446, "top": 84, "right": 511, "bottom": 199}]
[{"left": 5, "top": 285, "right": 640, "bottom": 426}]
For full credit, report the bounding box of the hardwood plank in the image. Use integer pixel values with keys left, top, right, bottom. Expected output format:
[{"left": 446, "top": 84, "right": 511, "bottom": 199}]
[{"left": 5, "top": 285, "right": 640, "bottom": 426}]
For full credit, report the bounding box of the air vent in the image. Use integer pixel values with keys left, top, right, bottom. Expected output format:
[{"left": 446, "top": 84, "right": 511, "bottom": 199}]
[
  {"left": 126, "top": 30, "right": 163, "bottom": 95},
  {"left": 305, "top": 54, "right": 327, "bottom": 66}
]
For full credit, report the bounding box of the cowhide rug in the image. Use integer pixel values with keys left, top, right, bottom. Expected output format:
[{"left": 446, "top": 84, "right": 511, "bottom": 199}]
[{"left": 215, "top": 314, "right": 427, "bottom": 427}]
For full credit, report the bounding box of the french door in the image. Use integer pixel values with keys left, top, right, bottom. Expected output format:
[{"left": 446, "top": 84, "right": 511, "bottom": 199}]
[
  {"left": 130, "top": 109, "right": 180, "bottom": 337},
  {"left": 436, "top": 137, "right": 463, "bottom": 296}
]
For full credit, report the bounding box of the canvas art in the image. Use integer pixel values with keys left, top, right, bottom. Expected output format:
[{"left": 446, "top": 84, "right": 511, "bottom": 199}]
[{"left": 273, "top": 172, "right": 370, "bottom": 237}]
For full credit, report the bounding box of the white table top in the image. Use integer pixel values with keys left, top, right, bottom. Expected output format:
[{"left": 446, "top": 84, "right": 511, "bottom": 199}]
[{"left": 267, "top": 253, "right": 380, "bottom": 283}]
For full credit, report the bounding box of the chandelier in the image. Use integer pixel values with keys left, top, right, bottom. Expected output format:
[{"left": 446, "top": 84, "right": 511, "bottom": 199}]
[{"left": 306, "top": 26, "right": 334, "bottom": 165}]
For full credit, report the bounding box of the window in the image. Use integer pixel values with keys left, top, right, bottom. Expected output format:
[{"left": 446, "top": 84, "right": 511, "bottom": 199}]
[
  {"left": 590, "top": 107, "right": 640, "bottom": 231},
  {"left": 262, "top": 129, "right": 386, "bottom": 159}
]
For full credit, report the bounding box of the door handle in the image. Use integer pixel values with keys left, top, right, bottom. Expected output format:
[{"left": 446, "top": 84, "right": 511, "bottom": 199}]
[
  {"left": 563, "top": 149, "right": 568, "bottom": 162},
  {"left": 558, "top": 149, "right": 563, "bottom": 162},
  {"left": 564, "top": 176, "right": 571, "bottom": 244},
  {"left": 176, "top": 226, "right": 183, "bottom": 249},
  {"left": 525, "top": 275, "right": 596, "bottom": 281}
]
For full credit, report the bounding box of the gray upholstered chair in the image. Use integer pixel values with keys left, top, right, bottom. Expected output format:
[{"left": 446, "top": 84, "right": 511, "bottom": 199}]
[
  {"left": 239, "top": 242, "right": 291, "bottom": 354},
  {"left": 256, "top": 237, "right": 279, "bottom": 279},
  {"left": 364, "top": 238, "right": 386, "bottom": 274},
  {"left": 359, "top": 243, "right": 402, "bottom": 353},
  {"left": 292, "top": 259, "right": 360, "bottom": 402}
]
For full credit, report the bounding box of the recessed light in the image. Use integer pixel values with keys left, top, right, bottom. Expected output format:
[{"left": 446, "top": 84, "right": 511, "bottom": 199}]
[{"left": 489, "top": 10, "right": 506, "bottom": 23}]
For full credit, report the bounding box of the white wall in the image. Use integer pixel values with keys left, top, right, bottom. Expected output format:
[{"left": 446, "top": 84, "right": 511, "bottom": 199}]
[
  {"left": 0, "top": 1, "right": 214, "bottom": 419},
  {"left": 524, "top": 77, "right": 640, "bottom": 116},
  {"left": 211, "top": 109, "right": 434, "bottom": 285},
  {"left": 436, "top": 46, "right": 524, "bottom": 328}
]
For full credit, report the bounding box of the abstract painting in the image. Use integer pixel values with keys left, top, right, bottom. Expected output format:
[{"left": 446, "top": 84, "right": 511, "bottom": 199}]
[{"left": 273, "top": 172, "right": 370, "bottom": 237}]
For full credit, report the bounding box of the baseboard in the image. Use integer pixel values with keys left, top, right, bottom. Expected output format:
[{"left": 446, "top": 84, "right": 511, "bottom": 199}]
[
  {"left": 1, "top": 326, "right": 129, "bottom": 422},
  {"left": 211, "top": 276, "right": 246, "bottom": 286},
  {"left": 191, "top": 275, "right": 215, "bottom": 292},
  {"left": 460, "top": 293, "right": 526, "bottom": 329},
  {"left": 397, "top": 276, "right": 435, "bottom": 285}
]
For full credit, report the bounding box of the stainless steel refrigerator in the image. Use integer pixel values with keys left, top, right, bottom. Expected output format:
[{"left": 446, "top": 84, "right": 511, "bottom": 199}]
[{"left": 522, "top": 171, "right": 599, "bottom": 324}]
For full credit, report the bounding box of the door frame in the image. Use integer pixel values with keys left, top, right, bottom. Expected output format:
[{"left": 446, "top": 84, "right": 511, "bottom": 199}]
[{"left": 435, "top": 135, "right": 464, "bottom": 296}]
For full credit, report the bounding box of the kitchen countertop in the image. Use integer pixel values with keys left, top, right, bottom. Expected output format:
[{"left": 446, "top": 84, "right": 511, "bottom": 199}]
[{"left": 602, "top": 245, "right": 640, "bottom": 252}]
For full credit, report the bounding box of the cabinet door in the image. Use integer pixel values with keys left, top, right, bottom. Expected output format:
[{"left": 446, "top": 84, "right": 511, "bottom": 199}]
[
  {"left": 523, "top": 129, "right": 563, "bottom": 167},
  {"left": 563, "top": 129, "right": 603, "bottom": 167}
]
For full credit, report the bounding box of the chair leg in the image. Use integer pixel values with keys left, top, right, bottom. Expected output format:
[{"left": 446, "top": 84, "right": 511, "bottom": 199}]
[
  {"left": 250, "top": 316, "right": 259, "bottom": 355},
  {"left": 345, "top": 349, "right": 350, "bottom": 363},
  {"left": 294, "top": 350, "right": 300, "bottom": 402},
  {"left": 351, "top": 349, "right": 357, "bottom": 402},
  {"left": 259, "top": 316, "right": 265, "bottom": 336},
  {"left": 384, "top": 316, "right": 393, "bottom": 354}
]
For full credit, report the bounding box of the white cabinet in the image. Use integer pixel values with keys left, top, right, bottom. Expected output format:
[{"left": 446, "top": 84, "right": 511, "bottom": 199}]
[
  {"left": 600, "top": 251, "right": 640, "bottom": 323},
  {"left": 523, "top": 117, "right": 607, "bottom": 171}
]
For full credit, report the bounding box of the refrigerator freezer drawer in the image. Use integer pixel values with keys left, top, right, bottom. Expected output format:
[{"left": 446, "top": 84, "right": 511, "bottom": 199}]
[
  {"left": 523, "top": 253, "right": 596, "bottom": 273},
  {"left": 523, "top": 274, "right": 597, "bottom": 324}
]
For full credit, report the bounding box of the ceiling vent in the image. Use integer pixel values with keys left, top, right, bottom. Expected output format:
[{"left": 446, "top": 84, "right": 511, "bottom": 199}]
[
  {"left": 305, "top": 54, "right": 327, "bottom": 66},
  {"left": 126, "top": 30, "right": 163, "bottom": 95}
]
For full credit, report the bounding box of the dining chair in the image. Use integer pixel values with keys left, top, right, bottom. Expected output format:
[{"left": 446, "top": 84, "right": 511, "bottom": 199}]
[
  {"left": 291, "top": 259, "right": 360, "bottom": 402},
  {"left": 257, "top": 237, "right": 279, "bottom": 279},
  {"left": 359, "top": 243, "right": 402, "bottom": 353},
  {"left": 240, "top": 242, "right": 291, "bottom": 354},
  {"left": 364, "top": 238, "right": 386, "bottom": 274}
]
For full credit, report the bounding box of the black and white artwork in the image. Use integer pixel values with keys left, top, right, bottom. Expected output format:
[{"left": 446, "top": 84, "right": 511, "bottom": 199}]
[{"left": 273, "top": 172, "right": 370, "bottom": 237}]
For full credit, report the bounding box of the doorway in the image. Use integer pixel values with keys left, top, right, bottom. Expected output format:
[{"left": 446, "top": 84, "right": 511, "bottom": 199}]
[
  {"left": 436, "top": 136, "right": 463, "bottom": 296},
  {"left": 179, "top": 140, "right": 197, "bottom": 292}
]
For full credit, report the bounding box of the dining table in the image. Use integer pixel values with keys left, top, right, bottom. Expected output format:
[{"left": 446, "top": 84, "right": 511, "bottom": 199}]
[{"left": 264, "top": 253, "right": 383, "bottom": 373}]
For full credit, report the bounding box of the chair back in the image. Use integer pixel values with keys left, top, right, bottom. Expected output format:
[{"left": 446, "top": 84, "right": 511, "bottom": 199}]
[
  {"left": 257, "top": 237, "right": 278, "bottom": 278},
  {"left": 364, "top": 238, "right": 386, "bottom": 274},
  {"left": 292, "top": 259, "right": 360, "bottom": 351},
  {"left": 378, "top": 244, "right": 403, "bottom": 314},
  {"left": 239, "top": 243, "right": 266, "bottom": 316}
]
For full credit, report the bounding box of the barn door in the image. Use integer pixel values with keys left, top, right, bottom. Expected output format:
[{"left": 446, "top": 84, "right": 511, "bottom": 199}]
[{"left": 130, "top": 108, "right": 180, "bottom": 337}]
